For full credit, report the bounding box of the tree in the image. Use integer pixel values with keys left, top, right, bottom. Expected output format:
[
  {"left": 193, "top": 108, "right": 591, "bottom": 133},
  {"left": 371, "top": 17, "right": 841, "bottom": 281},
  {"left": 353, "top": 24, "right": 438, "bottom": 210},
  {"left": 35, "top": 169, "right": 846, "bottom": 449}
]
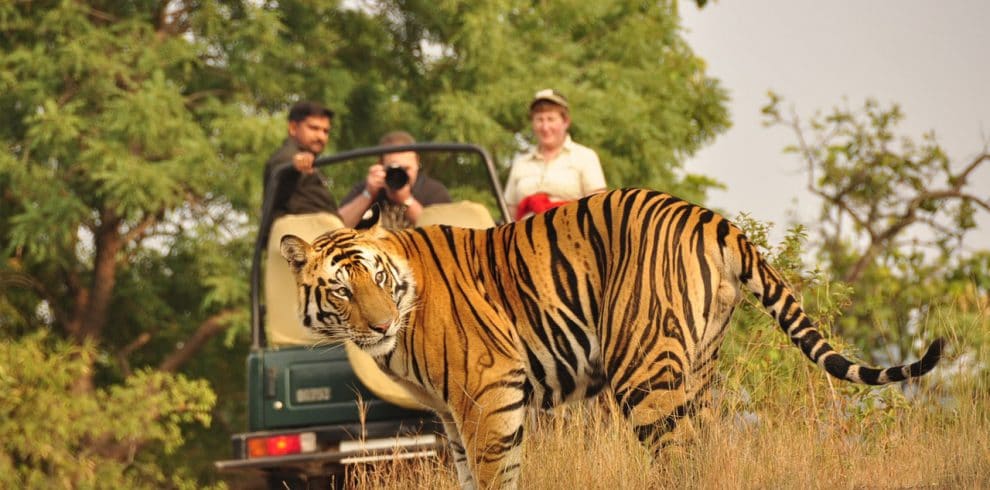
[
  {"left": 0, "top": 333, "right": 218, "bottom": 489},
  {"left": 351, "top": 0, "right": 729, "bottom": 201},
  {"left": 0, "top": 1, "right": 294, "bottom": 481},
  {"left": 762, "top": 93, "right": 990, "bottom": 362},
  {"left": 0, "top": 0, "right": 728, "bottom": 483}
]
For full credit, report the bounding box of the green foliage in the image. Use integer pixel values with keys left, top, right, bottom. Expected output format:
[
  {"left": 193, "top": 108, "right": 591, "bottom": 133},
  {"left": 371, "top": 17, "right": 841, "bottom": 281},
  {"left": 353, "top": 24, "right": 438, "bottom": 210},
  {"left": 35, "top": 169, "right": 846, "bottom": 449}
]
[
  {"left": 847, "top": 384, "right": 911, "bottom": 434},
  {"left": 762, "top": 93, "right": 989, "bottom": 366},
  {"left": 0, "top": 333, "right": 220, "bottom": 489},
  {"left": 0, "top": 1, "right": 728, "bottom": 485},
  {"left": 330, "top": 0, "right": 730, "bottom": 201},
  {"left": 720, "top": 213, "right": 988, "bottom": 437}
]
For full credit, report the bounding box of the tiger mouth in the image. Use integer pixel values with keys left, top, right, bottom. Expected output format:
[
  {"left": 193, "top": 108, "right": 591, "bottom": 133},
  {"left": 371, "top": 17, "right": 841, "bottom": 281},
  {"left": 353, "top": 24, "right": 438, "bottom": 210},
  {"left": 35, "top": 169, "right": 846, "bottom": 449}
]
[
  {"left": 355, "top": 334, "right": 397, "bottom": 356},
  {"left": 356, "top": 334, "right": 393, "bottom": 348}
]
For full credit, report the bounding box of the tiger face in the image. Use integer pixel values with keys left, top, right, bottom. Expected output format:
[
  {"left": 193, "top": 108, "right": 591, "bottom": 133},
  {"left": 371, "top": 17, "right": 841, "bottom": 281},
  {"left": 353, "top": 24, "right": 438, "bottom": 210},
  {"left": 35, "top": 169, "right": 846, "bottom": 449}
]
[{"left": 279, "top": 230, "right": 416, "bottom": 357}]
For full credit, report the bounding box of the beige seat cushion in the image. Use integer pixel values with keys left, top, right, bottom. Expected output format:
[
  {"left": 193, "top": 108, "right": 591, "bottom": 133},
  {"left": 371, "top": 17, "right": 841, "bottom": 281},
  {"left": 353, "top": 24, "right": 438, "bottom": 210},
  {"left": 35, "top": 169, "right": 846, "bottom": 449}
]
[
  {"left": 265, "top": 212, "right": 344, "bottom": 346},
  {"left": 416, "top": 201, "right": 495, "bottom": 229}
]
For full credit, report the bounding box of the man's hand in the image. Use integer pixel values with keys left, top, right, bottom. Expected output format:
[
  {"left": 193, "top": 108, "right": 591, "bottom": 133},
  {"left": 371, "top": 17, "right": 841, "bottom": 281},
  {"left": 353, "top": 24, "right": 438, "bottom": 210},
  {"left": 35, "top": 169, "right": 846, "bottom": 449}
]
[
  {"left": 292, "top": 152, "right": 315, "bottom": 174},
  {"left": 365, "top": 164, "right": 386, "bottom": 196}
]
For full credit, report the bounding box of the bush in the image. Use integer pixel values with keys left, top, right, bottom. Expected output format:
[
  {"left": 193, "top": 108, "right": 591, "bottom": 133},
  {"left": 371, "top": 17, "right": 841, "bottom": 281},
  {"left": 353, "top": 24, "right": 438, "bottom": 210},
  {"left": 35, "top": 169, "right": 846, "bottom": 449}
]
[{"left": 0, "top": 333, "right": 221, "bottom": 489}]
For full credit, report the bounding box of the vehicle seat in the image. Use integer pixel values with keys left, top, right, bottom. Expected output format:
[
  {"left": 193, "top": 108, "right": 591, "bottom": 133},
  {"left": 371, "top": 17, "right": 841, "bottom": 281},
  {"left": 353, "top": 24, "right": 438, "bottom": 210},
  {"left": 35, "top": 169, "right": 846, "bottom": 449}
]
[
  {"left": 416, "top": 200, "right": 496, "bottom": 229},
  {"left": 265, "top": 212, "right": 344, "bottom": 346}
]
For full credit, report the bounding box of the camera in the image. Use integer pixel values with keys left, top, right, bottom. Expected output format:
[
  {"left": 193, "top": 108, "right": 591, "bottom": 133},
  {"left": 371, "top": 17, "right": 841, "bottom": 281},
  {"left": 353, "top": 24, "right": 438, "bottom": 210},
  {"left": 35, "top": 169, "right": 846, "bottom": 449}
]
[{"left": 384, "top": 164, "right": 410, "bottom": 190}]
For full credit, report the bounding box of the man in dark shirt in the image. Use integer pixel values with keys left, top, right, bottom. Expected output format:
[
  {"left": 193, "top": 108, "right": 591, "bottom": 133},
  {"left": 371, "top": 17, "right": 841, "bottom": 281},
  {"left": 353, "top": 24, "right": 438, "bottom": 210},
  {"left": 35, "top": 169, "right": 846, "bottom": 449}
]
[
  {"left": 262, "top": 101, "right": 343, "bottom": 345},
  {"left": 337, "top": 130, "right": 451, "bottom": 229},
  {"left": 263, "top": 101, "right": 337, "bottom": 217}
]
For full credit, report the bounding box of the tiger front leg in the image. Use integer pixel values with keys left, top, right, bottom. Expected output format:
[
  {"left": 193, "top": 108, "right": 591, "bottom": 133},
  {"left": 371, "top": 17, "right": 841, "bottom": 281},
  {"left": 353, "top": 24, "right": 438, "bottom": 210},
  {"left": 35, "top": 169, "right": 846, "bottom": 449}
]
[
  {"left": 438, "top": 412, "right": 475, "bottom": 489},
  {"left": 447, "top": 376, "right": 528, "bottom": 489}
]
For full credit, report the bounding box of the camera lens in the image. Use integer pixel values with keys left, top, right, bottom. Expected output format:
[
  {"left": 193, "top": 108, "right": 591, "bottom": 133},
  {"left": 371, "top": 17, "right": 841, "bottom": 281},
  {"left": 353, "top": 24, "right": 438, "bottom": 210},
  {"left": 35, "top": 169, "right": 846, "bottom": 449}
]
[{"left": 385, "top": 166, "right": 409, "bottom": 190}]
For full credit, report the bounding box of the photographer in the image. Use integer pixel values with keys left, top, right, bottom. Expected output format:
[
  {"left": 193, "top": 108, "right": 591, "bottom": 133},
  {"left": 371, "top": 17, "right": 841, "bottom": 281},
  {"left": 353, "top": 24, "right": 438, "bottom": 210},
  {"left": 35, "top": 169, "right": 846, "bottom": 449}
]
[{"left": 338, "top": 131, "right": 451, "bottom": 229}]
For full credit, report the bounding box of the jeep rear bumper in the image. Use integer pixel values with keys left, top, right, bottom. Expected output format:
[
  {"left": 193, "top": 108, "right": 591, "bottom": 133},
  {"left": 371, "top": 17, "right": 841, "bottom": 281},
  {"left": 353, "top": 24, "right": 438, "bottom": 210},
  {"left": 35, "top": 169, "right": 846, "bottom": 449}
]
[{"left": 214, "top": 418, "right": 444, "bottom": 475}]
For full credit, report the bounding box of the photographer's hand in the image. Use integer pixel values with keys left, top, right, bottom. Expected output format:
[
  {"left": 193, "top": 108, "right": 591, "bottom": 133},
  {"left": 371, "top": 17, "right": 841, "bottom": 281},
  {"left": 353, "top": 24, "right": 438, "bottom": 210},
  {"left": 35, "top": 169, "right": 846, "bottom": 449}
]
[
  {"left": 365, "top": 164, "right": 386, "bottom": 195},
  {"left": 338, "top": 164, "right": 387, "bottom": 228},
  {"left": 386, "top": 182, "right": 424, "bottom": 224}
]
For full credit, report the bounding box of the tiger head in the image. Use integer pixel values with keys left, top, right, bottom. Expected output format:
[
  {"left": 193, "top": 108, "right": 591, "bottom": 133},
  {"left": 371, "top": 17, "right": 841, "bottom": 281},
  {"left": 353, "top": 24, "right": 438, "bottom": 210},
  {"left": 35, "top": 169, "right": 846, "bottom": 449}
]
[{"left": 279, "top": 229, "right": 416, "bottom": 357}]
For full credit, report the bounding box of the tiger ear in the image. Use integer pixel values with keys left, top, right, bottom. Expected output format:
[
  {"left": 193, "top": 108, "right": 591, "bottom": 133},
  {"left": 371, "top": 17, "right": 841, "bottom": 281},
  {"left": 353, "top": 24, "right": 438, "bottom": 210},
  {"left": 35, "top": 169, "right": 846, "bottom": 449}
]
[{"left": 279, "top": 234, "right": 312, "bottom": 274}]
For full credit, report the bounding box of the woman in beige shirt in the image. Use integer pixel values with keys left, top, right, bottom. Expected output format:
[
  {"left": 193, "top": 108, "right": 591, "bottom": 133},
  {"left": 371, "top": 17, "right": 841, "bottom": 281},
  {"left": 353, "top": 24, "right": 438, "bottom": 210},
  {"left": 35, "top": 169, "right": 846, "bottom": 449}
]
[{"left": 504, "top": 89, "right": 607, "bottom": 220}]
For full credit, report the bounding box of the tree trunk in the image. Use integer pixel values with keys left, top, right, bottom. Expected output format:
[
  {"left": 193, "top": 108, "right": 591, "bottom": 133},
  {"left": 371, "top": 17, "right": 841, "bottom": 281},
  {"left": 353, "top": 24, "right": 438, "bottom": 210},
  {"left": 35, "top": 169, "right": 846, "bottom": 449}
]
[
  {"left": 159, "top": 309, "right": 237, "bottom": 373},
  {"left": 70, "top": 208, "right": 123, "bottom": 393}
]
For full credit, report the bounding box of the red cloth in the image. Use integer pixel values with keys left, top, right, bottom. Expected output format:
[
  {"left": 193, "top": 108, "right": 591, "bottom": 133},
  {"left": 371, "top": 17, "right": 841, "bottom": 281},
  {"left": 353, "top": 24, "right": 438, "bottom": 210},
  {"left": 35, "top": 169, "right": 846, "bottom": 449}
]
[{"left": 516, "top": 193, "right": 570, "bottom": 220}]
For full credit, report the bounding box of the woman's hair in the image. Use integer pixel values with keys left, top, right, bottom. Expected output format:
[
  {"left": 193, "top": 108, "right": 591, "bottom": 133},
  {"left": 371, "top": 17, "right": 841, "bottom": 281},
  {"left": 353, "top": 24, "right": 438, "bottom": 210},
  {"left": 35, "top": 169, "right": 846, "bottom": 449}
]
[{"left": 529, "top": 100, "right": 569, "bottom": 119}]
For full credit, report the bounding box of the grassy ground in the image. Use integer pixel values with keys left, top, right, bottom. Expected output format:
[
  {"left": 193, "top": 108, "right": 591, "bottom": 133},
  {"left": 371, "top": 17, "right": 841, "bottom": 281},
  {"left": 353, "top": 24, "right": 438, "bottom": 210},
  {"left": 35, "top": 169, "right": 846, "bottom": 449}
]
[
  {"left": 344, "top": 365, "right": 989, "bottom": 489},
  {"left": 341, "top": 296, "right": 989, "bottom": 489}
]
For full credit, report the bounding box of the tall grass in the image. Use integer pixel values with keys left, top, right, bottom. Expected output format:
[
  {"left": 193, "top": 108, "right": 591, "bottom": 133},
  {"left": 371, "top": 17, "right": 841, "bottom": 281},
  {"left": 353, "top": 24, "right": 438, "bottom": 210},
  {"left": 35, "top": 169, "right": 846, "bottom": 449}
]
[
  {"left": 345, "top": 338, "right": 989, "bottom": 489},
  {"left": 348, "top": 382, "right": 988, "bottom": 489}
]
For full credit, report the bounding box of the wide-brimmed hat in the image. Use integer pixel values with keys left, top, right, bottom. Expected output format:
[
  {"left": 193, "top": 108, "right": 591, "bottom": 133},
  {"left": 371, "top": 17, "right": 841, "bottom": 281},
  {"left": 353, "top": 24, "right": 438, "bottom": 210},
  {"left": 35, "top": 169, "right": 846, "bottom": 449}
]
[{"left": 529, "top": 88, "right": 569, "bottom": 110}]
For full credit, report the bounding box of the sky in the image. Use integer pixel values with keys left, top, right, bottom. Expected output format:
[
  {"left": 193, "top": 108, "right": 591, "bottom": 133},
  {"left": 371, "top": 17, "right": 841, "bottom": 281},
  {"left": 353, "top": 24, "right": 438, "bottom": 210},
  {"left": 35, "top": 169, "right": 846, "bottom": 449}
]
[{"left": 679, "top": 1, "right": 990, "bottom": 252}]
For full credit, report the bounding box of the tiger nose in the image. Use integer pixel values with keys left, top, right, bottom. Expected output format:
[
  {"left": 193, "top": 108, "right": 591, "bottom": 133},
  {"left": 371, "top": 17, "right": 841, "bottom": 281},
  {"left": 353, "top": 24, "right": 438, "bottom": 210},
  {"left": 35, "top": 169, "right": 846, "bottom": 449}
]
[{"left": 369, "top": 321, "right": 390, "bottom": 334}]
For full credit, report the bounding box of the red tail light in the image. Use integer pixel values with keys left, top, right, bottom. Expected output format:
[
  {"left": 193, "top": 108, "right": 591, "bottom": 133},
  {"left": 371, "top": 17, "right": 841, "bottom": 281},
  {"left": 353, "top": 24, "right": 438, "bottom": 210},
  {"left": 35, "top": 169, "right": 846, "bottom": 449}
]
[
  {"left": 247, "top": 432, "right": 316, "bottom": 458},
  {"left": 266, "top": 435, "right": 301, "bottom": 456}
]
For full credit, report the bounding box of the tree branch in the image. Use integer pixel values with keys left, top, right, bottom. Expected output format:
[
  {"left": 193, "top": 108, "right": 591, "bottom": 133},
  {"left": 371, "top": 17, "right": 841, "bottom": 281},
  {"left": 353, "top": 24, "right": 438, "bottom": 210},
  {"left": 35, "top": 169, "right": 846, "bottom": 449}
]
[
  {"left": 968, "top": 196, "right": 990, "bottom": 214},
  {"left": 116, "top": 332, "right": 154, "bottom": 378},
  {"left": 76, "top": 209, "right": 123, "bottom": 342},
  {"left": 158, "top": 309, "right": 238, "bottom": 373},
  {"left": 156, "top": 0, "right": 194, "bottom": 37},
  {"left": 816, "top": 189, "right": 874, "bottom": 239},
  {"left": 956, "top": 152, "right": 989, "bottom": 183},
  {"left": 0, "top": 270, "right": 67, "bottom": 320},
  {"left": 916, "top": 216, "right": 964, "bottom": 239},
  {"left": 65, "top": 271, "right": 88, "bottom": 338},
  {"left": 123, "top": 213, "right": 159, "bottom": 244},
  {"left": 184, "top": 89, "right": 228, "bottom": 105}
]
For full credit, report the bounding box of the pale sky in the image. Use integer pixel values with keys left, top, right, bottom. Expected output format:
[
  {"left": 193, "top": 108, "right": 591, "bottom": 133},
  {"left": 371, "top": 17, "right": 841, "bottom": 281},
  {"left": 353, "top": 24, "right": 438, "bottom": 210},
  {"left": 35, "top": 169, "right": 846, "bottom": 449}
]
[{"left": 680, "top": 1, "right": 990, "bottom": 252}]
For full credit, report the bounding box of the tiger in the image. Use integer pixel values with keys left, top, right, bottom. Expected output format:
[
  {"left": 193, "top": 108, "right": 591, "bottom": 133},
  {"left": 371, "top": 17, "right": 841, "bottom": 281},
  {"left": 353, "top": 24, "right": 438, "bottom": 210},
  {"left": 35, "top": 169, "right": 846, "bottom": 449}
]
[{"left": 279, "top": 188, "right": 944, "bottom": 490}]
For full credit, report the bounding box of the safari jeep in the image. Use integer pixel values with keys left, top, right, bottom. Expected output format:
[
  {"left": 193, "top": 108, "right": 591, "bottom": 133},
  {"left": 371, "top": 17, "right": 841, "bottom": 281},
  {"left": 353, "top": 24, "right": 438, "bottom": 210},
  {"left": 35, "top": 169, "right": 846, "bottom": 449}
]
[{"left": 214, "top": 143, "right": 511, "bottom": 489}]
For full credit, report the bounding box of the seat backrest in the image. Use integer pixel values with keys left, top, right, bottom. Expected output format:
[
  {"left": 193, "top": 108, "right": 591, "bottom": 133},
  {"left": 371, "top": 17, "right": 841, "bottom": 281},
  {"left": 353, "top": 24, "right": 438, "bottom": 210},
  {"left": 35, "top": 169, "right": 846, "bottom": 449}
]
[
  {"left": 416, "top": 200, "right": 496, "bottom": 229},
  {"left": 265, "top": 212, "right": 344, "bottom": 346}
]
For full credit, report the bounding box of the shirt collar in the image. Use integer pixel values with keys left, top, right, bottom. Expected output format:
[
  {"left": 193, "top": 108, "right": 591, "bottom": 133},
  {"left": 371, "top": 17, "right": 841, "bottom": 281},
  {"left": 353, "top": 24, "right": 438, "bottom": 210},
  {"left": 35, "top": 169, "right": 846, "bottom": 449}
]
[{"left": 525, "top": 134, "right": 574, "bottom": 159}]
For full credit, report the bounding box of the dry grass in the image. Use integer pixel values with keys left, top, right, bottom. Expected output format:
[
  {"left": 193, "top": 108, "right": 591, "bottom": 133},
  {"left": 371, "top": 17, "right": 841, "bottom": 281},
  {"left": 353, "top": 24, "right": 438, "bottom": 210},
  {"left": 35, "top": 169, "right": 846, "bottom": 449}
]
[
  {"left": 344, "top": 379, "right": 989, "bottom": 489},
  {"left": 343, "top": 313, "right": 990, "bottom": 488}
]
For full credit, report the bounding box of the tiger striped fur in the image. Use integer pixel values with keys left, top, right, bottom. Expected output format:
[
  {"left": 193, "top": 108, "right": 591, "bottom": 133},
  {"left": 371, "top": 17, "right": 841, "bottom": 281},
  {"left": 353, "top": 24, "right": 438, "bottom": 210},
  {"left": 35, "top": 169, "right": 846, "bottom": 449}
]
[{"left": 280, "top": 188, "right": 944, "bottom": 489}]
